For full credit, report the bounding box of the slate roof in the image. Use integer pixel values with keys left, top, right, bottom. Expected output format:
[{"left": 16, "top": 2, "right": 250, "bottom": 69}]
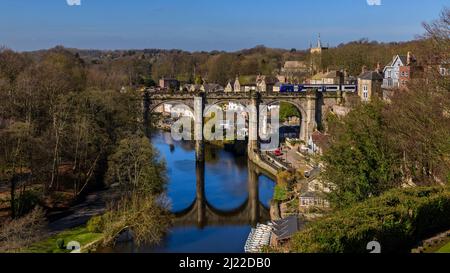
[
  {"left": 284, "top": 61, "right": 307, "bottom": 69},
  {"left": 300, "top": 191, "right": 319, "bottom": 198},
  {"left": 311, "top": 131, "right": 330, "bottom": 151},
  {"left": 324, "top": 70, "right": 342, "bottom": 78},
  {"left": 358, "top": 71, "right": 383, "bottom": 80},
  {"left": 203, "top": 83, "right": 224, "bottom": 92},
  {"left": 271, "top": 216, "right": 299, "bottom": 240},
  {"left": 312, "top": 70, "right": 342, "bottom": 80},
  {"left": 386, "top": 55, "right": 408, "bottom": 67}
]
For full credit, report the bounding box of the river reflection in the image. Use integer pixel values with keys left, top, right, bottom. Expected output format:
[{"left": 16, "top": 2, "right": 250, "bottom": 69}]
[{"left": 108, "top": 131, "right": 275, "bottom": 253}]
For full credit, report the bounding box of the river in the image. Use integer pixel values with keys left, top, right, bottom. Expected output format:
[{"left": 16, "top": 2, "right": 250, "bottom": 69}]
[{"left": 107, "top": 131, "right": 276, "bottom": 253}]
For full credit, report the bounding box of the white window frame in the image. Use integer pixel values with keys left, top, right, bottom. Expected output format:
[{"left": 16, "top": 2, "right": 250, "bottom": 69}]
[{"left": 363, "top": 84, "right": 369, "bottom": 101}]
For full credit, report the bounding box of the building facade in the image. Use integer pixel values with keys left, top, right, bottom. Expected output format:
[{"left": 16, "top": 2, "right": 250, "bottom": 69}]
[
  {"left": 309, "top": 70, "right": 344, "bottom": 85},
  {"left": 357, "top": 71, "right": 383, "bottom": 102},
  {"left": 382, "top": 52, "right": 421, "bottom": 89},
  {"left": 159, "top": 78, "right": 179, "bottom": 90}
]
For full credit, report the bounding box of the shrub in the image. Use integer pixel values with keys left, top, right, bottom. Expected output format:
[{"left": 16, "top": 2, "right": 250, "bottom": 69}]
[
  {"left": 0, "top": 207, "right": 47, "bottom": 252},
  {"left": 86, "top": 216, "right": 103, "bottom": 233},
  {"left": 273, "top": 185, "right": 288, "bottom": 202},
  {"left": 15, "top": 190, "right": 43, "bottom": 217},
  {"left": 56, "top": 238, "right": 65, "bottom": 250},
  {"left": 291, "top": 187, "right": 450, "bottom": 253},
  {"left": 100, "top": 195, "right": 171, "bottom": 247}
]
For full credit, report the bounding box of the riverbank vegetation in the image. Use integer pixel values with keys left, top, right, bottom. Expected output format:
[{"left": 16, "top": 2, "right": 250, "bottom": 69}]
[
  {"left": 25, "top": 226, "right": 102, "bottom": 253},
  {"left": 0, "top": 208, "right": 47, "bottom": 252},
  {"left": 0, "top": 45, "right": 171, "bottom": 252},
  {"left": 95, "top": 134, "right": 171, "bottom": 247}
]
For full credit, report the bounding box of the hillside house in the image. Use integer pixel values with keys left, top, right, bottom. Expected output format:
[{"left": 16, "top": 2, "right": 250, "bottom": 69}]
[
  {"left": 159, "top": 78, "right": 179, "bottom": 90},
  {"left": 382, "top": 52, "right": 422, "bottom": 90},
  {"left": 309, "top": 70, "right": 344, "bottom": 85},
  {"left": 358, "top": 70, "right": 383, "bottom": 102}
]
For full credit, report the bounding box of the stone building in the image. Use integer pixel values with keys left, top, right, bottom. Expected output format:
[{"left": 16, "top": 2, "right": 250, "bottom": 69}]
[
  {"left": 201, "top": 83, "right": 224, "bottom": 93},
  {"left": 233, "top": 76, "right": 241, "bottom": 92},
  {"left": 224, "top": 81, "right": 234, "bottom": 92},
  {"left": 299, "top": 178, "right": 331, "bottom": 213},
  {"left": 309, "top": 70, "right": 344, "bottom": 85},
  {"left": 256, "top": 75, "right": 278, "bottom": 92},
  {"left": 358, "top": 70, "right": 384, "bottom": 102},
  {"left": 159, "top": 78, "right": 179, "bottom": 90},
  {"left": 281, "top": 61, "right": 309, "bottom": 81},
  {"left": 224, "top": 75, "right": 278, "bottom": 92}
]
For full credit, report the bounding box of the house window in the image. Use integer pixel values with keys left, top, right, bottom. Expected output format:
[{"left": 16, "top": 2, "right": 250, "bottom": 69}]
[
  {"left": 363, "top": 85, "right": 369, "bottom": 101},
  {"left": 387, "top": 71, "right": 392, "bottom": 78}
]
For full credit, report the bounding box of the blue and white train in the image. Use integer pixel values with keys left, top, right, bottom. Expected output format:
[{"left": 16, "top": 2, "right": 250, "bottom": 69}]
[{"left": 278, "top": 84, "right": 357, "bottom": 93}]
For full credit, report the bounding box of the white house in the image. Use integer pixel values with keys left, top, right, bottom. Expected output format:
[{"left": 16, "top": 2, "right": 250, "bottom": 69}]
[
  {"left": 161, "top": 103, "right": 194, "bottom": 118},
  {"left": 382, "top": 55, "right": 405, "bottom": 88},
  {"left": 382, "top": 52, "right": 417, "bottom": 89},
  {"left": 299, "top": 179, "right": 331, "bottom": 211}
]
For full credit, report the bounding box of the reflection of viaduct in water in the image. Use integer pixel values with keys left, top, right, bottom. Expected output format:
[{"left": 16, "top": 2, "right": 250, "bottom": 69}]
[{"left": 173, "top": 160, "right": 271, "bottom": 228}]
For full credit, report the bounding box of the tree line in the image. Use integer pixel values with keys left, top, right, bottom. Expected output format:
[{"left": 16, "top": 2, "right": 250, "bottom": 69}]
[
  {"left": 0, "top": 46, "right": 167, "bottom": 217},
  {"left": 44, "top": 37, "right": 437, "bottom": 90}
]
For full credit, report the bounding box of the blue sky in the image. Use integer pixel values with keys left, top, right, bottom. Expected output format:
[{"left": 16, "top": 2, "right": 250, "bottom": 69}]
[{"left": 0, "top": 0, "right": 448, "bottom": 52}]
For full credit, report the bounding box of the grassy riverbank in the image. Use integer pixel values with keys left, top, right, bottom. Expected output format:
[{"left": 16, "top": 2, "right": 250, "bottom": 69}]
[
  {"left": 25, "top": 226, "right": 103, "bottom": 253},
  {"left": 437, "top": 242, "right": 450, "bottom": 253}
]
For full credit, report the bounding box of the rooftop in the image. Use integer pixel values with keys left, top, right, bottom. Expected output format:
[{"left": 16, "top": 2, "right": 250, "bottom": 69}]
[
  {"left": 359, "top": 71, "right": 383, "bottom": 80},
  {"left": 271, "top": 216, "right": 299, "bottom": 241}
]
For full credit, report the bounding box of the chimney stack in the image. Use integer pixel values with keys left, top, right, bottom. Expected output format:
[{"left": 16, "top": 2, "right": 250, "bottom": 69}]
[
  {"left": 407, "top": 52, "right": 413, "bottom": 65},
  {"left": 362, "top": 65, "right": 367, "bottom": 74},
  {"left": 376, "top": 62, "right": 382, "bottom": 73}
]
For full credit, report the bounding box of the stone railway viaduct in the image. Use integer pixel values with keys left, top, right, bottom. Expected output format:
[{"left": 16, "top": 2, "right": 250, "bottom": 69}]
[{"left": 144, "top": 90, "right": 344, "bottom": 168}]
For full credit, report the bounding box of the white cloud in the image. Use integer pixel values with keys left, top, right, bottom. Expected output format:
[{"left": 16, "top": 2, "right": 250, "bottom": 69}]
[
  {"left": 367, "top": 0, "right": 382, "bottom": 6},
  {"left": 67, "top": 0, "right": 81, "bottom": 6}
]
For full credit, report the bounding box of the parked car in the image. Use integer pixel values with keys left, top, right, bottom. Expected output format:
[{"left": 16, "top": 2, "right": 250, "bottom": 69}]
[{"left": 274, "top": 149, "right": 283, "bottom": 157}]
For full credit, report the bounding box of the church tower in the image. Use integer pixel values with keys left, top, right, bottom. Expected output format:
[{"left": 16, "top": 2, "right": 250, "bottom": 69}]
[
  {"left": 310, "top": 34, "right": 328, "bottom": 54},
  {"left": 310, "top": 34, "right": 329, "bottom": 74}
]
